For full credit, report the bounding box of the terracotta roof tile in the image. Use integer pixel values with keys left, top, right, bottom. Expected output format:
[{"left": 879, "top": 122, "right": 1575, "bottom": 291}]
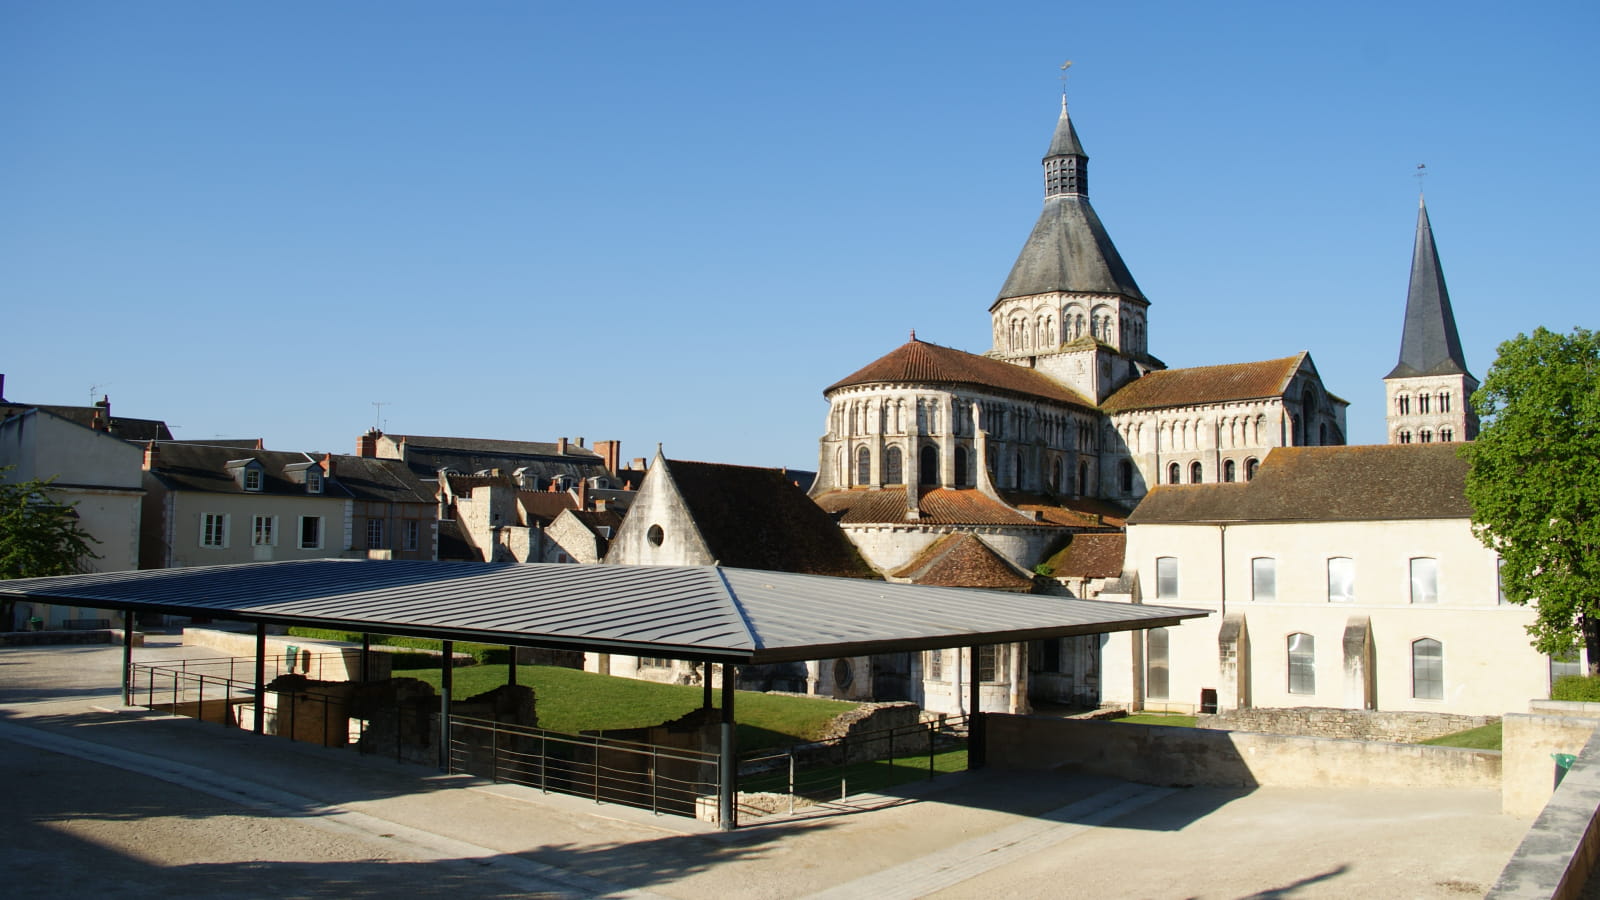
[
  {"left": 1042, "top": 533, "right": 1127, "bottom": 579},
  {"left": 1128, "top": 443, "right": 1471, "bottom": 524},
  {"left": 891, "top": 533, "right": 1037, "bottom": 591},
  {"left": 1101, "top": 354, "right": 1304, "bottom": 412},
  {"left": 518, "top": 491, "right": 578, "bottom": 525},
  {"left": 824, "top": 339, "right": 1094, "bottom": 408},
  {"left": 814, "top": 487, "right": 1046, "bottom": 527}
]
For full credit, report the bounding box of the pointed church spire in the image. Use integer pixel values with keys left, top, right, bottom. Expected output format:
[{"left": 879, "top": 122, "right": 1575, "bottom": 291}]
[
  {"left": 1387, "top": 196, "right": 1472, "bottom": 378},
  {"left": 1043, "top": 95, "right": 1088, "bottom": 197}
]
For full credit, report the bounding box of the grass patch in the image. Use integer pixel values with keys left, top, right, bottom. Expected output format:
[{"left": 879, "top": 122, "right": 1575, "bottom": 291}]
[
  {"left": 1114, "top": 713, "right": 1197, "bottom": 727},
  {"left": 1553, "top": 674, "right": 1600, "bottom": 702},
  {"left": 1421, "top": 721, "right": 1502, "bottom": 750},
  {"left": 285, "top": 628, "right": 506, "bottom": 665},
  {"left": 402, "top": 664, "right": 855, "bottom": 754}
]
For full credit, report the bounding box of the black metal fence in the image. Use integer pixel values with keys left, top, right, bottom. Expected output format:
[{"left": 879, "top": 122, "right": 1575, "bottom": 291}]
[{"left": 739, "top": 714, "right": 969, "bottom": 814}]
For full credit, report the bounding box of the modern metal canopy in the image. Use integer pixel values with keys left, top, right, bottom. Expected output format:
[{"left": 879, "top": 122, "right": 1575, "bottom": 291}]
[{"left": 0, "top": 558, "right": 1206, "bottom": 662}]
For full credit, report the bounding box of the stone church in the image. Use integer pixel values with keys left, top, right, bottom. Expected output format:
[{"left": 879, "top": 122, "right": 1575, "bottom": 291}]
[{"left": 808, "top": 94, "right": 1348, "bottom": 579}]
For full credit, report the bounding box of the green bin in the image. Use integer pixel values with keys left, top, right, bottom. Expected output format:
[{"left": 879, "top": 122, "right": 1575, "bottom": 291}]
[
  {"left": 1554, "top": 752, "right": 1577, "bottom": 787},
  {"left": 285, "top": 645, "right": 300, "bottom": 672}
]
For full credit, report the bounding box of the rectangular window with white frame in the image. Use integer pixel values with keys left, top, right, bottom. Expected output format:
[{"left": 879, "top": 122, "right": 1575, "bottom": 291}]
[
  {"left": 201, "top": 513, "right": 229, "bottom": 549},
  {"left": 252, "top": 515, "right": 276, "bottom": 547},
  {"left": 1327, "top": 557, "right": 1354, "bottom": 603},
  {"left": 1409, "top": 557, "right": 1438, "bottom": 604},
  {"left": 1251, "top": 558, "right": 1276, "bottom": 602},
  {"left": 1155, "top": 557, "right": 1179, "bottom": 600},
  {"left": 299, "top": 516, "right": 323, "bottom": 550},
  {"left": 404, "top": 520, "right": 420, "bottom": 552}
]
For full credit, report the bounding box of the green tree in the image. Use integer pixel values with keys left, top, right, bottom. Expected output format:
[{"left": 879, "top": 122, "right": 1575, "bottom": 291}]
[
  {"left": 0, "top": 467, "right": 101, "bottom": 627},
  {"left": 1462, "top": 327, "right": 1600, "bottom": 669}
]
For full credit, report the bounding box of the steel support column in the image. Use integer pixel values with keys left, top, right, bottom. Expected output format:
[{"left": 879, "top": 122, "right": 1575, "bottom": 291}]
[
  {"left": 253, "top": 624, "right": 266, "bottom": 735},
  {"left": 440, "top": 640, "right": 454, "bottom": 771},
  {"left": 360, "top": 633, "right": 371, "bottom": 682},
  {"left": 968, "top": 644, "right": 985, "bottom": 769},
  {"left": 507, "top": 645, "right": 518, "bottom": 686},
  {"left": 702, "top": 662, "right": 713, "bottom": 710},
  {"left": 718, "top": 662, "right": 738, "bottom": 830},
  {"left": 121, "top": 612, "right": 134, "bottom": 705}
]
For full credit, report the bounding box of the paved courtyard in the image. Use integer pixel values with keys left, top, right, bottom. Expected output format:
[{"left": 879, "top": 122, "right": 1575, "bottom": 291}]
[{"left": 0, "top": 639, "right": 1533, "bottom": 898}]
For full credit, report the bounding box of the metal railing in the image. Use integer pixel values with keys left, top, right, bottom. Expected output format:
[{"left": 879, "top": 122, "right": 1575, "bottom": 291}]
[
  {"left": 739, "top": 714, "right": 969, "bottom": 815},
  {"left": 447, "top": 715, "right": 721, "bottom": 818},
  {"left": 129, "top": 654, "right": 372, "bottom": 751}
]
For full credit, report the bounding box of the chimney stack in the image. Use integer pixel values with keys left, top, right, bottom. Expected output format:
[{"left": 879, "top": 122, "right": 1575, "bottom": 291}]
[
  {"left": 143, "top": 441, "right": 159, "bottom": 470},
  {"left": 357, "top": 428, "right": 381, "bottom": 457},
  {"left": 322, "top": 452, "right": 336, "bottom": 479},
  {"left": 594, "top": 440, "right": 621, "bottom": 476},
  {"left": 556, "top": 437, "right": 568, "bottom": 455},
  {"left": 576, "top": 477, "right": 589, "bottom": 510},
  {"left": 0, "top": 373, "right": 7, "bottom": 401}
]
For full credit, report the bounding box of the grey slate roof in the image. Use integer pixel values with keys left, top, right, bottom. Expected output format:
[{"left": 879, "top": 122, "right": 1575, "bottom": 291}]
[
  {"left": 995, "top": 105, "right": 1144, "bottom": 304},
  {"left": 0, "top": 559, "right": 1207, "bottom": 663},
  {"left": 390, "top": 435, "right": 609, "bottom": 485},
  {"left": 1387, "top": 198, "right": 1473, "bottom": 379},
  {"left": 146, "top": 443, "right": 433, "bottom": 505}
]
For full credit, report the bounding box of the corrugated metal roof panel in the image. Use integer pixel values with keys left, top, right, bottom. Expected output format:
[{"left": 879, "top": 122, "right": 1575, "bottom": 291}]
[{"left": 0, "top": 559, "right": 1207, "bottom": 663}]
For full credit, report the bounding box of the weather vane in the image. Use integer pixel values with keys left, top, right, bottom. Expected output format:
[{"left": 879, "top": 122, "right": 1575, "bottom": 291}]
[
  {"left": 1415, "top": 162, "right": 1427, "bottom": 194},
  {"left": 1060, "top": 60, "right": 1072, "bottom": 94}
]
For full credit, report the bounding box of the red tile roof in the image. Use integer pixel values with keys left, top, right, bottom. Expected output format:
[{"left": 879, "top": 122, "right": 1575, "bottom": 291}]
[
  {"left": 891, "top": 533, "right": 1037, "bottom": 591},
  {"left": 1128, "top": 444, "right": 1471, "bottom": 524},
  {"left": 1042, "top": 532, "right": 1127, "bottom": 579},
  {"left": 824, "top": 339, "right": 1094, "bottom": 408},
  {"left": 1101, "top": 354, "right": 1305, "bottom": 412},
  {"left": 814, "top": 487, "right": 1047, "bottom": 527}
]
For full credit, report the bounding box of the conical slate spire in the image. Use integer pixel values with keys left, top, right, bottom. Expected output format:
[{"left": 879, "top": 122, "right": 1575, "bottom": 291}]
[
  {"left": 994, "top": 99, "right": 1143, "bottom": 303},
  {"left": 1387, "top": 197, "right": 1472, "bottom": 379}
]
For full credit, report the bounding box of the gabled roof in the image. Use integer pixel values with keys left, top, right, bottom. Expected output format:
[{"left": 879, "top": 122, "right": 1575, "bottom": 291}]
[
  {"left": 824, "top": 339, "right": 1094, "bottom": 408},
  {"left": 1041, "top": 532, "right": 1127, "bottom": 579},
  {"left": 519, "top": 491, "right": 579, "bottom": 526},
  {"left": 327, "top": 455, "right": 435, "bottom": 505},
  {"left": 814, "top": 487, "right": 1049, "bottom": 528},
  {"left": 145, "top": 443, "right": 432, "bottom": 504},
  {"left": 1387, "top": 197, "right": 1474, "bottom": 380},
  {"left": 388, "top": 434, "right": 610, "bottom": 483},
  {"left": 394, "top": 434, "right": 601, "bottom": 459},
  {"left": 1127, "top": 443, "right": 1471, "bottom": 524},
  {"left": 1100, "top": 354, "right": 1306, "bottom": 413},
  {"left": 663, "top": 459, "right": 878, "bottom": 579},
  {"left": 0, "top": 560, "right": 1208, "bottom": 664},
  {"left": 0, "top": 402, "right": 172, "bottom": 442},
  {"left": 891, "top": 533, "right": 1036, "bottom": 591}
]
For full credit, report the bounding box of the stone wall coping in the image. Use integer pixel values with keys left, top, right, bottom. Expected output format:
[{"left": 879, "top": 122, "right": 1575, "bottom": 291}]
[{"left": 1488, "top": 726, "right": 1600, "bottom": 899}]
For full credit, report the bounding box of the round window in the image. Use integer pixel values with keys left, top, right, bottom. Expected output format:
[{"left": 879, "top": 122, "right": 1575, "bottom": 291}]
[
  {"left": 647, "top": 524, "right": 664, "bottom": 547},
  {"left": 833, "top": 659, "right": 854, "bottom": 690}
]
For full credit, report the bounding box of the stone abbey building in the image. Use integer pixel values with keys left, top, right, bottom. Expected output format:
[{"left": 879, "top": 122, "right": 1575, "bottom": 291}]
[{"left": 808, "top": 95, "right": 1348, "bottom": 580}]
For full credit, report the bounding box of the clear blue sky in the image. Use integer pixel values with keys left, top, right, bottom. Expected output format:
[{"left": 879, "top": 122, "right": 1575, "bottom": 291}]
[{"left": 4, "top": 2, "right": 1595, "bottom": 470}]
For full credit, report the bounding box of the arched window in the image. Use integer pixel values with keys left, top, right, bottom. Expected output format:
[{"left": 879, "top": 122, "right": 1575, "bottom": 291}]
[
  {"left": 1013, "top": 453, "right": 1024, "bottom": 489},
  {"left": 1419, "top": 429, "right": 1433, "bottom": 443},
  {"left": 1440, "top": 427, "right": 1453, "bottom": 442},
  {"left": 856, "top": 446, "right": 871, "bottom": 484},
  {"left": 1119, "top": 459, "right": 1134, "bottom": 493},
  {"left": 1418, "top": 393, "right": 1431, "bottom": 414},
  {"left": 1078, "top": 461, "right": 1088, "bottom": 496},
  {"left": 1412, "top": 638, "right": 1443, "bottom": 699},
  {"left": 1189, "top": 461, "right": 1203, "bottom": 484},
  {"left": 1168, "top": 462, "right": 1181, "bottom": 484},
  {"left": 1287, "top": 633, "right": 1315, "bottom": 694},
  {"left": 1319, "top": 423, "right": 1328, "bottom": 444},
  {"left": 1146, "top": 627, "right": 1170, "bottom": 699},
  {"left": 1397, "top": 394, "right": 1411, "bottom": 415},
  {"left": 1223, "top": 459, "right": 1237, "bottom": 483},
  {"left": 1439, "top": 391, "right": 1451, "bottom": 413},
  {"left": 1398, "top": 430, "right": 1413, "bottom": 445},
  {"left": 920, "top": 446, "right": 939, "bottom": 486},
  {"left": 884, "top": 446, "right": 903, "bottom": 485},
  {"left": 1245, "top": 457, "right": 1260, "bottom": 481},
  {"left": 954, "top": 446, "right": 969, "bottom": 486}
]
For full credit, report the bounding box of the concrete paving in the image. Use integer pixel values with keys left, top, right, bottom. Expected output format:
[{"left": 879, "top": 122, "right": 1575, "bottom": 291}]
[{"left": 0, "top": 639, "right": 1536, "bottom": 898}]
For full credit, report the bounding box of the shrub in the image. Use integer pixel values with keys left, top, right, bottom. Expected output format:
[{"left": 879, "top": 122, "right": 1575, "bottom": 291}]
[{"left": 1553, "top": 674, "right": 1600, "bottom": 702}]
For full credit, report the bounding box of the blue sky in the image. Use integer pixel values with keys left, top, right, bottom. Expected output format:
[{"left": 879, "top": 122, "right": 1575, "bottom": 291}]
[{"left": 3, "top": 2, "right": 1595, "bottom": 470}]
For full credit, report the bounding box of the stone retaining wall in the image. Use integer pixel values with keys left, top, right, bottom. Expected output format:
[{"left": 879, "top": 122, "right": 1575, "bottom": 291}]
[{"left": 1197, "top": 706, "right": 1492, "bottom": 743}]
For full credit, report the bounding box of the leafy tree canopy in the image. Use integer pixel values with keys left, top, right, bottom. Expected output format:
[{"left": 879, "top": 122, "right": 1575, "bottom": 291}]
[
  {"left": 0, "top": 467, "right": 101, "bottom": 581},
  {"left": 1462, "top": 327, "right": 1600, "bottom": 661}
]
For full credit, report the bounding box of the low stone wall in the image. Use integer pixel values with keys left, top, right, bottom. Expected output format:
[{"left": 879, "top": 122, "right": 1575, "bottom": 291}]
[
  {"left": 1197, "top": 706, "right": 1492, "bottom": 743},
  {"left": 182, "top": 627, "right": 391, "bottom": 681},
  {"left": 1490, "top": 726, "right": 1600, "bottom": 899},
  {"left": 1502, "top": 712, "right": 1600, "bottom": 817},
  {"left": 988, "top": 714, "right": 1500, "bottom": 789},
  {"left": 1, "top": 629, "right": 114, "bottom": 646}
]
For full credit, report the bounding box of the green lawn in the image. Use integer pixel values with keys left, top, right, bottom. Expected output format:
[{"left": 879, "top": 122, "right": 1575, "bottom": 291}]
[
  {"left": 1421, "top": 721, "right": 1502, "bottom": 750},
  {"left": 401, "top": 663, "right": 856, "bottom": 753},
  {"left": 1114, "top": 713, "right": 1197, "bottom": 727}
]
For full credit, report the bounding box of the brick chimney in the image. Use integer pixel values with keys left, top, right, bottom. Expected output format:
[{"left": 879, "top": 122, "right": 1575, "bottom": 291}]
[
  {"left": 576, "top": 477, "right": 589, "bottom": 510},
  {"left": 357, "top": 428, "right": 381, "bottom": 457},
  {"left": 0, "top": 373, "right": 6, "bottom": 402},
  {"left": 594, "top": 440, "right": 621, "bottom": 476},
  {"left": 556, "top": 437, "right": 568, "bottom": 455},
  {"left": 322, "top": 453, "right": 336, "bottom": 479},
  {"left": 143, "top": 441, "right": 159, "bottom": 470}
]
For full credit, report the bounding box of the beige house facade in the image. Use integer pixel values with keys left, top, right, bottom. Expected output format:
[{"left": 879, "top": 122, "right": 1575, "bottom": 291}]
[{"left": 1111, "top": 444, "right": 1550, "bottom": 717}]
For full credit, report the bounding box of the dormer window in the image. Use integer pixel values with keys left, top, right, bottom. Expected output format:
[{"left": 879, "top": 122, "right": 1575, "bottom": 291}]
[
  {"left": 228, "top": 459, "right": 265, "bottom": 492},
  {"left": 306, "top": 469, "right": 323, "bottom": 493},
  {"left": 244, "top": 469, "right": 262, "bottom": 492}
]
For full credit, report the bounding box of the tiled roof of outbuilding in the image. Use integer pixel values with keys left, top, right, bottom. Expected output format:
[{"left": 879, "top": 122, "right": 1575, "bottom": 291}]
[
  {"left": 891, "top": 533, "right": 1036, "bottom": 591},
  {"left": 1128, "top": 443, "right": 1471, "bottom": 524},
  {"left": 519, "top": 491, "right": 579, "bottom": 526},
  {"left": 665, "top": 460, "right": 879, "bottom": 579},
  {"left": 824, "top": 339, "right": 1094, "bottom": 408},
  {"left": 1042, "top": 532, "right": 1127, "bottom": 579},
  {"left": 1100, "top": 354, "right": 1305, "bottom": 412}
]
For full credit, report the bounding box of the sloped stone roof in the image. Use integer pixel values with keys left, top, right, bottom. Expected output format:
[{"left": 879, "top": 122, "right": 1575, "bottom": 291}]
[
  {"left": 891, "top": 533, "right": 1036, "bottom": 591},
  {"left": 1101, "top": 354, "right": 1305, "bottom": 412},
  {"left": 665, "top": 459, "right": 878, "bottom": 579},
  {"left": 1128, "top": 444, "right": 1471, "bottom": 524},
  {"left": 824, "top": 339, "right": 1094, "bottom": 408},
  {"left": 1041, "top": 532, "right": 1127, "bottom": 579}
]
